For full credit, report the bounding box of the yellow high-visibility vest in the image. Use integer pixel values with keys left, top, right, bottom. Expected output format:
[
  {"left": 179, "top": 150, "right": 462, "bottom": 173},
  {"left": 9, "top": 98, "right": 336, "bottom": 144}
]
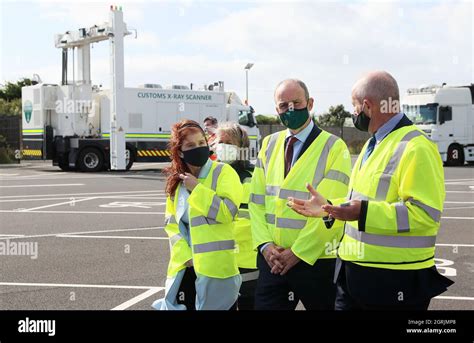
[
  {"left": 336, "top": 125, "right": 445, "bottom": 270},
  {"left": 234, "top": 172, "right": 257, "bottom": 269},
  {"left": 164, "top": 162, "right": 243, "bottom": 278},
  {"left": 250, "top": 129, "right": 351, "bottom": 265}
]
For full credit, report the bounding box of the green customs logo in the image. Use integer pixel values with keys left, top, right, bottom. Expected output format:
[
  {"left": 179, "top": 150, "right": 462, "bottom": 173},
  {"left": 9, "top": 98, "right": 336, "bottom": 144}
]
[{"left": 24, "top": 100, "right": 33, "bottom": 123}]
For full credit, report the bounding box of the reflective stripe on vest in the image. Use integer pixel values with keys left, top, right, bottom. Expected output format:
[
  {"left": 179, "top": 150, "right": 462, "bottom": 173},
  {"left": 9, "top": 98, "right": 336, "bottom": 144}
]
[
  {"left": 238, "top": 210, "right": 250, "bottom": 218},
  {"left": 265, "top": 213, "right": 306, "bottom": 229},
  {"left": 264, "top": 133, "right": 280, "bottom": 171},
  {"left": 408, "top": 197, "right": 441, "bottom": 222},
  {"left": 265, "top": 213, "right": 275, "bottom": 224},
  {"left": 255, "top": 158, "right": 263, "bottom": 168},
  {"left": 164, "top": 215, "right": 177, "bottom": 226},
  {"left": 207, "top": 195, "right": 221, "bottom": 220},
  {"left": 241, "top": 270, "right": 260, "bottom": 282},
  {"left": 345, "top": 224, "right": 436, "bottom": 248},
  {"left": 169, "top": 233, "right": 182, "bottom": 246},
  {"left": 349, "top": 191, "right": 440, "bottom": 233},
  {"left": 191, "top": 216, "right": 220, "bottom": 227},
  {"left": 277, "top": 135, "right": 339, "bottom": 201},
  {"left": 205, "top": 163, "right": 238, "bottom": 220},
  {"left": 250, "top": 193, "right": 265, "bottom": 205},
  {"left": 312, "top": 135, "right": 338, "bottom": 186},
  {"left": 326, "top": 169, "right": 350, "bottom": 185},
  {"left": 349, "top": 190, "right": 370, "bottom": 201},
  {"left": 211, "top": 163, "right": 224, "bottom": 190},
  {"left": 266, "top": 185, "right": 280, "bottom": 196},
  {"left": 375, "top": 130, "right": 423, "bottom": 200},
  {"left": 279, "top": 189, "right": 309, "bottom": 200},
  {"left": 395, "top": 202, "right": 410, "bottom": 233},
  {"left": 193, "top": 240, "right": 235, "bottom": 254},
  {"left": 207, "top": 195, "right": 239, "bottom": 220}
]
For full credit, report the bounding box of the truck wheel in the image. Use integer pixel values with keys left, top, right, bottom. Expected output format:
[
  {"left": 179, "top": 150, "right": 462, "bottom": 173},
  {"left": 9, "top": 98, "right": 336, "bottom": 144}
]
[
  {"left": 446, "top": 144, "right": 464, "bottom": 166},
  {"left": 58, "top": 155, "right": 76, "bottom": 171},
  {"left": 78, "top": 147, "right": 104, "bottom": 172},
  {"left": 125, "top": 147, "right": 135, "bottom": 170},
  {"left": 58, "top": 160, "right": 71, "bottom": 171}
]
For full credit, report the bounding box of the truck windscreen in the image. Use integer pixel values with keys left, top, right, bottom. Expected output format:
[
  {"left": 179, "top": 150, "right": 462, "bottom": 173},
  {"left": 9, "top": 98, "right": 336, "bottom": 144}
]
[{"left": 403, "top": 104, "right": 438, "bottom": 125}]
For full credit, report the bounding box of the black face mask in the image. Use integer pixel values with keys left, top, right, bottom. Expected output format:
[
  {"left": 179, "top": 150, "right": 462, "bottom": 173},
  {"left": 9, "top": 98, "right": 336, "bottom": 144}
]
[
  {"left": 181, "top": 146, "right": 210, "bottom": 167},
  {"left": 352, "top": 103, "right": 371, "bottom": 132}
]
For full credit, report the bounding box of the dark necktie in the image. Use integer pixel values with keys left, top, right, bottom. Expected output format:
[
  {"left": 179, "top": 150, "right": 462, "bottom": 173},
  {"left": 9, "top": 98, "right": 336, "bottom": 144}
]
[
  {"left": 284, "top": 136, "right": 298, "bottom": 177},
  {"left": 361, "top": 136, "right": 376, "bottom": 168}
]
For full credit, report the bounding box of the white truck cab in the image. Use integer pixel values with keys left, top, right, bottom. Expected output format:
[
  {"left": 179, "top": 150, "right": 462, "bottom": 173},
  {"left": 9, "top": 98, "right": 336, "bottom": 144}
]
[{"left": 402, "top": 84, "right": 474, "bottom": 166}]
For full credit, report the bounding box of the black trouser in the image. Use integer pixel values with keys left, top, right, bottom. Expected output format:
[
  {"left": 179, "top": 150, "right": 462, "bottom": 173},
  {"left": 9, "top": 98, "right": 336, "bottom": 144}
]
[
  {"left": 254, "top": 253, "right": 337, "bottom": 310},
  {"left": 334, "top": 259, "right": 431, "bottom": 311},
  {"left": 176, "top": 267, "right": 237, "bottom": 310},
  {"left": 238, "top": 268, "right": 258, "bottom": 310}
]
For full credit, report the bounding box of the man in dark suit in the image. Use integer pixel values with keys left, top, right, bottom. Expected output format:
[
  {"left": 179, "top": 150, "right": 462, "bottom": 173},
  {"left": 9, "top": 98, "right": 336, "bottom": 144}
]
[{"left": 249, "top": 79, "right": 352, "bottom": 310}]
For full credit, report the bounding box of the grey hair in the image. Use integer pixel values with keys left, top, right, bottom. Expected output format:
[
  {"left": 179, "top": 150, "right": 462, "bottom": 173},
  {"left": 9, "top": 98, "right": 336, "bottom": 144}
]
[
  {"left": 352, "top": 71, "right": 399, "bottom": 106},
  {"left": 274, "top": 79, "right": 310, "bottom": 101},
  {"left": 216, "top": 122, "right": 249, "bottom": 148}
]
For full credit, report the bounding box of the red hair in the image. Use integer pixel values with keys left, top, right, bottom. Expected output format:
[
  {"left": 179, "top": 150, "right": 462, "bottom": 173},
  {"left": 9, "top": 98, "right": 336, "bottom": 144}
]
[{"left": 164, "top": 119, "right": 207, "bottom": 197}]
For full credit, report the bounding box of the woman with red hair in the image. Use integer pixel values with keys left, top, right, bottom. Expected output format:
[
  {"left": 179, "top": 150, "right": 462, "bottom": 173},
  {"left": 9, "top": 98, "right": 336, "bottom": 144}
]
[{"left": 152, "top": 119, "right": 243, "bottom": 310}]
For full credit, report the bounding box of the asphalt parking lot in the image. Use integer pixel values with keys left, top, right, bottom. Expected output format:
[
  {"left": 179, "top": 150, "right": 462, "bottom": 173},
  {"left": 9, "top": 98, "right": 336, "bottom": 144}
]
[{"left": 0, "top": 160, "right": 473, "bottom": 310}]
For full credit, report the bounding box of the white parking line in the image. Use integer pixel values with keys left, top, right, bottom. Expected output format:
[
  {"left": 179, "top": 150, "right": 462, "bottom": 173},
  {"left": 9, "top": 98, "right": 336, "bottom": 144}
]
[
  {"left": 446, "top": 191, "right": 474, "bottom": 193},
  {"left": 111, "top": 288, "right": 164, "bottom": 310},
  {"left": 442, "top": 216, "right": 474, "bottom": 220},
  {"left": 444, "top": 206, "right": 474, "bottom": 210},
  {"left": 0, "top": 174, "right": 164, "bottom": 181},
  {"left": 0, "top": 210, "right": 164, "bottom": 215},
  {"left": 0, "top": 190, "right": 165, "bottom": 199},
  {"left": 20, "top": 197, "right": 96, "bottom": 212},
  {"left": 0, "top": 195, "right": 166, "bottom": 202},
  {"left": 0, "top": 226, "right": 164, "bottom": 240},
  {"left": 436, "top": 243, "right": 474, "bottom": 247},
  {"left": 0, "top": 282, "right": 162, "bottom": 290},
  {"left": 0, "top": 183, "right": 84, "bottom": 188},
  {"left": 444, "top": 179, "right": 474, "bottom": 182},
  {"left": 56, "top": 235, "right": 168, "bottom": 240}
]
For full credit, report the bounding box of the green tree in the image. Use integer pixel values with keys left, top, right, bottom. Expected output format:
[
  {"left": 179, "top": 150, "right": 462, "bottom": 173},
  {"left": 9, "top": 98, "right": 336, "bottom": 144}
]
[
  {"left": 0, "top": 98, "right": 22, "bottom": 116},
  {"left": 255, "top": 114, "right": 281, "bottom": 125},
  {"left": 0, "top": 78, "right": 37, "bottom": 101},
  {"left": 315, "top": 104, "right": 351, "bottom": 138}
]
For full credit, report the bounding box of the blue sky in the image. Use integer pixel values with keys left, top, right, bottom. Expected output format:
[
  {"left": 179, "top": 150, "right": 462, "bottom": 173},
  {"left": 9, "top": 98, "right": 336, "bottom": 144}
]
[{"left": 1, "top": 0, "right": 472, "bottom": 115}]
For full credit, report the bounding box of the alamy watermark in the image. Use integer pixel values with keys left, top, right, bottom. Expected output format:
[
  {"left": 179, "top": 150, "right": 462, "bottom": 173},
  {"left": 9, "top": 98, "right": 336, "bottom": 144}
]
[
  {"left": 0, "top": 239, "right": 38, "bottom": 259},
  {"left": 55, "top": 99, "right": 93, "bottom": 114},
  {"left": 324, "top": 238, "right": 365, "bottom": 259}
]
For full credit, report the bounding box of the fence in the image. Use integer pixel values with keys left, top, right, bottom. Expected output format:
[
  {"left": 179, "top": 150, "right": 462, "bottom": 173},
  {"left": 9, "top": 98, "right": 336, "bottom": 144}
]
[
  {"left": 257, "top": 124, "right": 370, "bottom": 154},
  {"left": 0, "top": 115, "right": 21, "bottom": 163}
]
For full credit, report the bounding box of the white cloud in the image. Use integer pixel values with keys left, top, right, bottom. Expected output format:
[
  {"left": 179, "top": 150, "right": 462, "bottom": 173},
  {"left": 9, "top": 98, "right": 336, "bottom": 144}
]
[
  {"left": 180, "top": 0, "right": 472, "bottom": 114},
  {"left": 127, "top": 31, "right": 160, "bottom": 48},
  {"left": 38, "top": 1, "right": 145, "bottom": 28},
  {"left": 3, "top": 0, "right": 471, "bottom": 116}
]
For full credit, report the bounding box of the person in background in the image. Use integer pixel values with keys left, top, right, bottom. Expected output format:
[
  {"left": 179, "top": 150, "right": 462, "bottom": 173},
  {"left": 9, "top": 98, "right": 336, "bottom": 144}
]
[
  {"left": 152, "top": 119, "right": 243, "bottom": 310},
  {"left": 215, "top": 122, "right": 258, "bottom": 310},
  {"left": 203, "top": 116, "right": 219, "bottom": 160}
]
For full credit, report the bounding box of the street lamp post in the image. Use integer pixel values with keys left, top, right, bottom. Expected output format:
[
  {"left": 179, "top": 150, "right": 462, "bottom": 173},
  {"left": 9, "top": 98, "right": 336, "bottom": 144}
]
[{"left": 244, "top": 63, "right": 254, "bottom": 104}]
